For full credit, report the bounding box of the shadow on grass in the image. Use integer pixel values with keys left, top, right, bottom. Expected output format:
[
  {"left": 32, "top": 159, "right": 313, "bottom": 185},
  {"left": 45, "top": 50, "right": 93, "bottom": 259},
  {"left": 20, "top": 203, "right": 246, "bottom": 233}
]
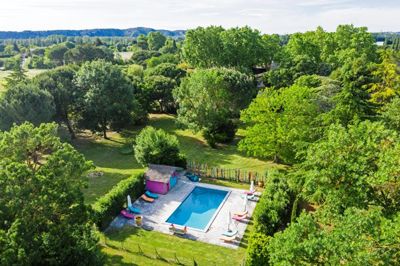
[{"left": 103, "top": 251, "right": 138, "bottom": 266}]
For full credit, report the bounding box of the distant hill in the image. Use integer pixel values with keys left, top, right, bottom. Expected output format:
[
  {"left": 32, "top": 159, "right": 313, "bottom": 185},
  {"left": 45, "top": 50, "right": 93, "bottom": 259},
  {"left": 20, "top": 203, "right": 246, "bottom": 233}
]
[{"left": 0, "top": 27, "right": 186, "bottom": 39}]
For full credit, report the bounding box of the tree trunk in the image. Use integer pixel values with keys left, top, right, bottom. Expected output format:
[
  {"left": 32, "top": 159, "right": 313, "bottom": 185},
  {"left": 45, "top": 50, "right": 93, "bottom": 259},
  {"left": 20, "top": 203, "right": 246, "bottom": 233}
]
[
  {"left": 65, "top": 115, "right": 76, "bottom": 140},
  {"left": 103, "top": 128, "right": 108, "bottom": 139}
]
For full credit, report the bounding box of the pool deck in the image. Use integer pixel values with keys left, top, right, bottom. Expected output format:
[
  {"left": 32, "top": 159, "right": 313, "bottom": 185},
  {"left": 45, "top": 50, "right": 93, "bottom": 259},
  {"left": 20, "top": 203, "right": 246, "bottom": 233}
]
[{"left": 108, "top": 177, "right": 259, "bottom": 249}]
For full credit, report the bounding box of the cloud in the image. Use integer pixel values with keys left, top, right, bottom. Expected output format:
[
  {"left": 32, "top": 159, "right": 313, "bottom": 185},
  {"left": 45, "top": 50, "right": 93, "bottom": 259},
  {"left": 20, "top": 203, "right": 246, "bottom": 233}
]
[{"left": 0, "top": 0, "right": 398, "bottom": 33}]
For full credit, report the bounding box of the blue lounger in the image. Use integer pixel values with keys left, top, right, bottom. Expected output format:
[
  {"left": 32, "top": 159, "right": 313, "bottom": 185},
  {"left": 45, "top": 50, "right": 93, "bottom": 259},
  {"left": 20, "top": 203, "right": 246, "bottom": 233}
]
[
  {"left": 145, "top": 190, "right": 159, "bottom": 199},
  {"left": 128, "top": 205, "right": 141, "bottom": 214}
]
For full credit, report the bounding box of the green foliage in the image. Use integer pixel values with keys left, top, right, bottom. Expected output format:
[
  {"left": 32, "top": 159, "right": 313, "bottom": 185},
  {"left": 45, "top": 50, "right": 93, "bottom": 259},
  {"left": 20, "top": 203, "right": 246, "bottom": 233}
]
[
  {"left": 146, "top": 53, "right": 179, "bottom": 68},
  {"left": 0, "top": 122, "right": 101, "bottom": 265},
  {"left": 134, "top": 126, "right": 186, "bottom": 167},
  {"left": 0, "top": 83, "right": 55, "bottom": 131},
  {"left": 240, "top": 85, "right": 323, "bottom": 163},
  {"left": 143, "top": 75, "right": 177, "bottom": 113},
  {"left": 253, "top": 171, "right": 292, "bottom": 235},
  {"left": 246, "top": 233, "right": 271, "bottom": 266},
  {"left": 75, "top": 60, "right": 142, "bottom": 138},
  {"left": 45, "top": 44, "right": 69, "bottom": 66},
  {"left": 368, "top": 49, "right": 400, "bottom": 104},
  {"left": 300, "top": 121, "right": 400, "bottom": 215},
  {"left": 268, "top": 208, "right": 400, "bottom": 265},
  {"left": 381, "top": 96, "right": 400, "bottom": 131},
  {"left": 34, "top": 66, "right": 79, "bottom": 138},
  {"left": 92, "top": 172, "right": 145, "bottom": 230},
  {"left": 147, "top": 32, "right": 167, "bottom": 51},
  {"left": 64, "top": 44, "right": 114, "bottom": 65},
  {"left": 130, "top": 50, "right": 160, "bottom": 66},
  {"left": 125, "top": 64, "right": 144, "bottom": 79},
  {"left": 145, "top": 62, "right": 185, "bottom": 81},
  {"left": 183, "top": 26, "right": 275, "bottom": 69},
  {"left": 160, "top": 38, "right": 178, "bottom": 54},
  {"left": 174, "top": 67, "right": 256, "bottom": 147}
]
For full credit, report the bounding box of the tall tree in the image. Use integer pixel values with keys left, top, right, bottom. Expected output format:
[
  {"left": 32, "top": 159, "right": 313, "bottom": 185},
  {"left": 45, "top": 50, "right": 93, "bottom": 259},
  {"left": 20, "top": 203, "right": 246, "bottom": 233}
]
[
  {"left": 0, "top": 83, "right": 55, "bottom": 131},
  {"left": 147, "top": 32, "right": 167, "bottom": 51},
  {"left": 34, "top": 66, "right": 80, "bottom": 138},
  {"left": 0, "top": 123, "right": 101, "bottom": 265},
  {"left": 75, "top": 60, "right": 139, "bottom": 138},
  {"left": 174, "top": 68, "right": 256, "bottom": 147}
]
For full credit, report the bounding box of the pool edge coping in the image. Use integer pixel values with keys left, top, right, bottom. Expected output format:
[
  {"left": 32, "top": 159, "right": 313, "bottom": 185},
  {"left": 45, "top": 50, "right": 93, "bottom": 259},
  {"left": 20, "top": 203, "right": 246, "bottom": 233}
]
[{"left": 164, "top": 184, "right": 232, "bottom": 233}]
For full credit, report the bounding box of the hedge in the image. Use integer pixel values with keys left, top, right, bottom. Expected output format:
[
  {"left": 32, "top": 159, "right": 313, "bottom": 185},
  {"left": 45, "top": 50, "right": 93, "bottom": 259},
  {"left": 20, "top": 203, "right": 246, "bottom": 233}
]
[
  {"left": 92, "top": 172, "right": 145, "bottom": 230},
  {"left": 246, "top": 171, "right": 294, "bottom": 265}
]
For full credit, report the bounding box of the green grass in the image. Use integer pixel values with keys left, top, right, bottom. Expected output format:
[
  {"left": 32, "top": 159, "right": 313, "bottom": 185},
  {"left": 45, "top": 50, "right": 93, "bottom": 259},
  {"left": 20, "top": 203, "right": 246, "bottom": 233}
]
[
  {"left": 76, "top": 114, "right": 280, "bottom": 204},
  {"left": 71, "top": 114, "right": 272, "bottom": 265},
  {"left": 101, "top": 225, "right": 251, "bottom": 266}
]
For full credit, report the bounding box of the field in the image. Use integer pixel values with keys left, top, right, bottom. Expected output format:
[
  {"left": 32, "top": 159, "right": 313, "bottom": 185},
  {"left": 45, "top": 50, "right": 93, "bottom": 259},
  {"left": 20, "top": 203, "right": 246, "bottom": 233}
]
[{"left": 72, "top": 114, "right": 277, "bottom": 265}]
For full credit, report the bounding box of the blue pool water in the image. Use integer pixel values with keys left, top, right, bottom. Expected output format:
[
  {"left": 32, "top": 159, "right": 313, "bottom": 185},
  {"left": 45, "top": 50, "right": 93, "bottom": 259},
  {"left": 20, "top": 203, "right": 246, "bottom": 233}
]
[{"left": 166, "top": 186, "right": 229, "bottom": 230}]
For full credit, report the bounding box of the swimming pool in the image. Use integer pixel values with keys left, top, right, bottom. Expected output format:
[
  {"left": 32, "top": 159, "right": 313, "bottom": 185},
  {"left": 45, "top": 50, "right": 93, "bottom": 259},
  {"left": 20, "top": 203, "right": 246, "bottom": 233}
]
[{"left": 166, "top": 186, "right": 230, "bottom": 231}]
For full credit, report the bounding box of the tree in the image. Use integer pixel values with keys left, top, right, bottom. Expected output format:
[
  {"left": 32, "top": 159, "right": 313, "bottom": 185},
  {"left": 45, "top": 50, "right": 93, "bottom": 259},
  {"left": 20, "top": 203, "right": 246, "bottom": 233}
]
[
  {"left": 268, "top": 208, "right": 400, "bottom": 265},
  {"left": 160, "top": 38, "right": 178, "bottom": 54},
  {"left": 0, "top": 83, "right": 55, "bottom": 131},
  {"left": 174, "top": 68, "right": 256, "bottom": 147},
  {"left": 64, "top": 45, "right": 114, "bottom": 65},
  {"left": 182, "top": 26, "right": 267, "bottom": 69},
  {"left": 130, "top": 50, "right": 160, "bottom": 66},
  {"left": 0, "top": 123, "right": 101, "bottom": 265},
  {"left": 34, "top": 66, "right": 80, "bottom": 138},
  {"left": 381, "top": 97, "right": 400, "bottom": 131},
  {"left": 134, "top": 126, "right": 186, "bottom": 167},
  {"left": 45, "top": 44, "right": 69, "bottom": 66},
  {"left": 368, "top": 50, "right": 400, "bottom": 104},
  {"left": 239, "top": 85, "right": 322, "bottom": 163},
  {"left": 74, "top": 60, "right": 140, "bottom": 138},
  {"left": 4, "top": 60, "right": 27, "bottom": 88},
  {"left": 300, "top": 121, "right": 400, "bottom": 214},
  {"left": 147, "top": 32, "right": 167, "bottom": 51},
  {"left": 145, "top": 63, "right": 186, "bottom": 81},
  {"left": 143, "top": 75, "right": 176, "bottom": 113},
  {"left": 136, "top": 34, "right": 148, "bottom": 50}
]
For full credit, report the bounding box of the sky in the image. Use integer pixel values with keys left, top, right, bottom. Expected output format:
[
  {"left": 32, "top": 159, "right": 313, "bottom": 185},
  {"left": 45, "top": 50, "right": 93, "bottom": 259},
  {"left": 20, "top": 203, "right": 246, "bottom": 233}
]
[{"left": 0, "top": 0, "right": 399, "bottom": 33}]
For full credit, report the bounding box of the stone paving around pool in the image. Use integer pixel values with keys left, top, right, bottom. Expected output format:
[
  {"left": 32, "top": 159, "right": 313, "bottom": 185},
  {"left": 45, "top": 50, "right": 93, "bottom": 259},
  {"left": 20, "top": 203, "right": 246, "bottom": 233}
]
[{"left": 108, "top": 176, "right": 259, "bottom": 249}]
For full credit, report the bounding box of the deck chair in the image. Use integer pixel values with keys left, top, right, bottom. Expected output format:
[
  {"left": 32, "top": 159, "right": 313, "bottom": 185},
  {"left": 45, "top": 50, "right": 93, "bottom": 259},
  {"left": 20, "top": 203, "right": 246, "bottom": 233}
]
[
  {"left": 141, "top": 194, "right": 155, "bottom": 203},
  {"left": 121, "top": 210, "right": 135, "bottom": 219},
  {"left": 127, "top": 195, "right": 141, "bottom": 214},
  {"left": 169, "top": 224, "right": 188, "bottom": 235},
  {"left": 145, "top": 190, "right": 159, "bottom": 199},
  {"left": 233, "top": 210, "right": 248, "bottom": 217},
  {"left": 220, "top": 235, "right": 237, "bottom": 243},
  {"left": 232, "top": 214, "right": 247, "bottom": 221}
]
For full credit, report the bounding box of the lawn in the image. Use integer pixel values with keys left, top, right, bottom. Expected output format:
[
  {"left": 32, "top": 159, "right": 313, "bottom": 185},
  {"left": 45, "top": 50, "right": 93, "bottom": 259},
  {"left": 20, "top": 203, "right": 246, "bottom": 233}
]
[
  {"left": 100, "top": 224, "right": 252, "bottom": 266},
  {"left": 76, "top": 114, "right": 280, "bottom": 204},
  {"left": 72, "top": 114, "right": 272, "bottom": 265}
]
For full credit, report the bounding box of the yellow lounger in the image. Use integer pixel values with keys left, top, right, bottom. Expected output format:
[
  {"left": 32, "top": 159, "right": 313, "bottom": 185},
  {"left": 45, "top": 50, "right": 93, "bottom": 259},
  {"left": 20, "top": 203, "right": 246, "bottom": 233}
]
[
  {"left": 233, "top": 210, "right": 248, "bottom": 217},
  {"left": 220, "top": 235, "right": 237, "bottom": 242},
  {"left": 141, "top": 194, "right": 155, "bottom": 203}
]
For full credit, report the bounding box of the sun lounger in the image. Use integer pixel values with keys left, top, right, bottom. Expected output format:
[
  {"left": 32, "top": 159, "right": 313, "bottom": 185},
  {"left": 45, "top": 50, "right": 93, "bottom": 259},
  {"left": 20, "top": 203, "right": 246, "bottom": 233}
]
[
  {"left": 232, "top": 214, "right": 247, "bottom": 221},
  {"left": 169, "top": 224, "right": 188, "bottom": 235},
  {"left": 220, "top": 235, "right": 237, "bottom": 242},
  {"left": 141, "top": 194, "right": 155, "bottom": 203},
  {"left": 233, "top": 210, "right": 248, "bottom": 217},
  {"left": 121, "top": 210, "right": 135, "bottom": 219},
  {"left": 145, "top": 190, "right": 159, "bottom": 199},
  {"left": 222, "top": 229, "right": 238, "bottom": 237},
  {"left": 128, "top": 205, "right": 141, "bottom": 214}
]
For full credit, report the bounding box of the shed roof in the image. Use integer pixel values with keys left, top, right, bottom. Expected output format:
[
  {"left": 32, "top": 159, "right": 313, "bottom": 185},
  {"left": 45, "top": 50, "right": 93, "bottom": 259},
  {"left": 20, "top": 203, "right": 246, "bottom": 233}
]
[{"left": 145, "top": 164, "right": 182, "bottom": 183}]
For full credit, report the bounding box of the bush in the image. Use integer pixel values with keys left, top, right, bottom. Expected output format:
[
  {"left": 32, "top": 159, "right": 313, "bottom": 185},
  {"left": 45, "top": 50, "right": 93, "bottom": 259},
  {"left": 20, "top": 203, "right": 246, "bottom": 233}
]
[
  {"left": 134, "top": 126, "right": 187, "bottom": 168},
  {"left": 92, "top": 172, "right": 145, "bottom": 230},
  {"left": 246, "top": 233, "right": 271, "bottom": 266},
  {"left": 203, "top": 120, "right": 237, "bottom": 148}
]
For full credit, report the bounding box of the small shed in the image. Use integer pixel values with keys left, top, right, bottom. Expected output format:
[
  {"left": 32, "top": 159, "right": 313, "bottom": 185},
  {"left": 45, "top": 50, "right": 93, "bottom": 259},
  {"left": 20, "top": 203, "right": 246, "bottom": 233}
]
[{"left": 145, "top": 164, "right": 183, "bottom": 194}]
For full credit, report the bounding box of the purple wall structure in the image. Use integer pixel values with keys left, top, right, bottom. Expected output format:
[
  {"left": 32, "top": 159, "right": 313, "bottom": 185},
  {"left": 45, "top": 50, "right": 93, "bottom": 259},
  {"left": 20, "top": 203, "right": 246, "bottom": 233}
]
[{"left": 146, "top": 180, "right": 169, "bottom": 194}]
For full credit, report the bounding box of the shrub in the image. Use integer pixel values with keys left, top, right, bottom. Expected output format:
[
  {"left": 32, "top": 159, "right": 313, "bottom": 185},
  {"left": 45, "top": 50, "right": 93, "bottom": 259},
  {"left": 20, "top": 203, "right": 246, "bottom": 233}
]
[
  {"left": 253, "top": 171, "right": 293, "bottom": 235},
  {"left": 92, "top": 172, "right": 145, "bottom": 230},
  {"left": 246, "top": 233, "right": 271, "bottom": 266},
  {"left": 134, "top": 126, "right": 187, "bottom": 168}
]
